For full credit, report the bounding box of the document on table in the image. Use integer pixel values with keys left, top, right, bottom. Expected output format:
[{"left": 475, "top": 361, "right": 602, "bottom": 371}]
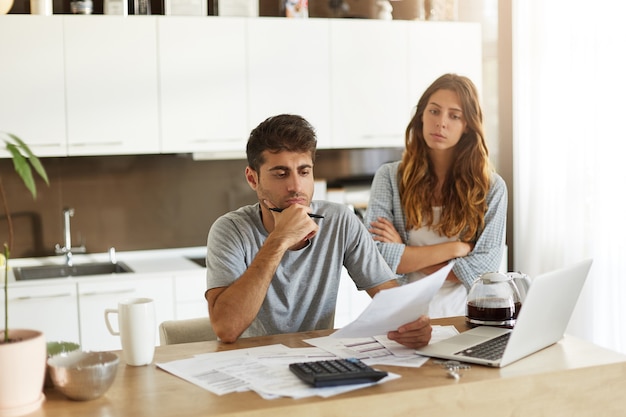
[
  {"left": 304, "top": 325, "right": 459, "bottom": 368},
  {"left": 332, "top": 261, "right": 454, "bottom": 339},
  {"left": 156, "top": 261, "right": 457, "bottom": 399},
  {"left": 156, "top": 325, "right": 459, "bottom": 398},
  {"left": 156, "top": 344, "right": 399, "bottom": 400}
]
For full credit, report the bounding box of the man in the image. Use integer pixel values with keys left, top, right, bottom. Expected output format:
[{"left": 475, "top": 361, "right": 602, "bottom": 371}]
[{"left": 204, "top": 114, "right": 432, "bottom": 347}]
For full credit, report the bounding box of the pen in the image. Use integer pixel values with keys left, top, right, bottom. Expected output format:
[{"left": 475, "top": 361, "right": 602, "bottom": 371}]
[{"left": 269, "top": 207, "right": 324, "bottom": 219}]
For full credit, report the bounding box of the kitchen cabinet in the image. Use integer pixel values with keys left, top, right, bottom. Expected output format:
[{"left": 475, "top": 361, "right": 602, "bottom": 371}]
[
  {"left": 334, "top": 268, "right": 371, "bottom": 328},
  {"left": 407, "top": 22, "right": 483, "bottom": 110},
  {"left": 0, "top": 281, "right": 79, "bottom": 344},
  {"left": 247, "top": 18, "right": 332, "bottom": 149},
  {"left": 0, "top": 16, "right": 481, "bottom": 158},
  {"left": 173, "top": 270, "right": 208, "bottom": 319},
  {"left": 158, "top": 17, "right": 249, "bottom": 154},
  {"left": 64, "top": 16, "right": 160, "bottom": 156},
  {"left": 0, "top": 16, "right": 67, "bottom": 157},
  {"left": 77, "top": 274, "right": 175, "bottom": 351},
  {"left": 329, "top": 19, "right": 411, "bottom": 149}
]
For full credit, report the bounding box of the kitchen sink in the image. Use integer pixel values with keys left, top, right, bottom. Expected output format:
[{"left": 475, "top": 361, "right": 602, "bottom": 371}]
[
  {"left": 13, "top": 262, "right": 133, "bottom": 281},
  {"left": 187, "top": 257, "right": 206, "bottom": 268}
]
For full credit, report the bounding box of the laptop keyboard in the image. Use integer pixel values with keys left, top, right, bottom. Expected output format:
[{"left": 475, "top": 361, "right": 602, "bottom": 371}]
[{"left": 455, "top": 332, "right": 512, "bottom": 361}]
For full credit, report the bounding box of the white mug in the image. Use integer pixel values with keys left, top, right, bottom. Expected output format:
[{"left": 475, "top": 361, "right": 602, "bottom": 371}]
[{"left": 104, "top": 297, "right": 155, "bottom": 366}]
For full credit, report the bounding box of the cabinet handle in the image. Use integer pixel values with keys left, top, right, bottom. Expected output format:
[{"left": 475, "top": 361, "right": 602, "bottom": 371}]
[
  {"left": 70, "top": 141, "right": 124, "bottom": 147},
  {"left": 80, "top": 289, "right": 135, "bottom": 297},
  {"left": 33, "top": 142, "right": 65, "bottom": 148},
  {"left": 360, "top": 134, "right": 402, "bottom": 140},
  {"left": 188, "top": 138, "right": 241, "bottom": 144},
  {"left": 12, "top": 293, "right": 74, "bottom": 301}
]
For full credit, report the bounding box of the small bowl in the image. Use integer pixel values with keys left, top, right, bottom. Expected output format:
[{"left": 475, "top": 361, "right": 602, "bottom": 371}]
[
  {"left": 45, "top": 341, "right": 81, "bottom": 388},
  {"left": 47, "top": 351, "right": 119, "bottom": 401},
  {"left": 47, "top": 341, "right": 81, "bottom": 357}
]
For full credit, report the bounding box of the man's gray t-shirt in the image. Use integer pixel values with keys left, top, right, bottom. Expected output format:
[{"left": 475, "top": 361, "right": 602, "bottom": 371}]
[{"left": 206, "top": 200, "right": 397, "bottom": 338}]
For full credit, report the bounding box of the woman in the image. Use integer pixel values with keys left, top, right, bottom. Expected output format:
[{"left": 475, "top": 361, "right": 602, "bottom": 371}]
[{"left": 364, "top": 73, "right": 508, "bottom": 318}]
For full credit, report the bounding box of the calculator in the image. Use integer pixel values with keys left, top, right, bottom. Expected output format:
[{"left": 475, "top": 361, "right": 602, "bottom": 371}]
[{"left": 288, "top": 358, "right": 388, "bottom": 388}]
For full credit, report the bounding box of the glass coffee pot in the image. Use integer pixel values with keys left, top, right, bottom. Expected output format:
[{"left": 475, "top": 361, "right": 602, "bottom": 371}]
[{"left": 466, "top": 272, "right": 528, "bottom": 328}]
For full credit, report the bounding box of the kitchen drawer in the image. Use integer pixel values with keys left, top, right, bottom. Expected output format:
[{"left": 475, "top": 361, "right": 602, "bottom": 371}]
[
  {"left": 77, "top": 275, "right": 175, "bottom": 350},
  {"left": 173, "top": 270, "right": 208, "bottom": 320},
  {"left": 1, "top": 282, "right": 79, "bottom": 344}
]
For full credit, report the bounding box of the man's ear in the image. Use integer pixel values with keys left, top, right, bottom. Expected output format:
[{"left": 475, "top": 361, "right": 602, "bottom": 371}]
[{"left": 245, "top": 166, "right": 258, "bottom": 190}]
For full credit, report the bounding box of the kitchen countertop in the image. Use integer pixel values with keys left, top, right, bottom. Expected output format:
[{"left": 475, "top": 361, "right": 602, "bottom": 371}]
[{"left": 5, "top": 246, "right": 207, "bottom": 285}]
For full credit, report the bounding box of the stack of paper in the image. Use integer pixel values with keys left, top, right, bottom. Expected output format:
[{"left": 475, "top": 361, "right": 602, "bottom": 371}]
[{"left": 156, "top": 263, "right": 458, "bottom": 399}]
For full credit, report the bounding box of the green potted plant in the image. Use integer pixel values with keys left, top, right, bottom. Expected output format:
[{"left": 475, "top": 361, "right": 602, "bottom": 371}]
[{"left": 1, "top": 132, "right": 50, "bottom": 416}]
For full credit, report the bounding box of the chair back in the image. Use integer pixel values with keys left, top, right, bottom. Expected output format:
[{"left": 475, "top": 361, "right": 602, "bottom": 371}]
[{"left": 158, "top": 317, "right": 217, "bottom": 345}]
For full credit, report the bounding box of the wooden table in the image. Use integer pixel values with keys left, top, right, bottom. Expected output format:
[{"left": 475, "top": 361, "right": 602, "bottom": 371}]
[{"left": 34, "top": 317, "right": 626, "bottom": 417}]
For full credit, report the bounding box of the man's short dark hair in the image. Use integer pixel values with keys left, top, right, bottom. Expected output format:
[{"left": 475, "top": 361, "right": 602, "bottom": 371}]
[{"left": 246, "top": 114, "right": 317, "bottom": 172}]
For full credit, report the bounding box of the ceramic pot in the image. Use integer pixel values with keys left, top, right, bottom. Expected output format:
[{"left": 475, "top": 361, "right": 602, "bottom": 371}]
[
  {"left": 0, "top": 329, "right": 46, "bottom": 417},
  {"left": 0, "top": 0, "right": 14, "bottom": 14}
]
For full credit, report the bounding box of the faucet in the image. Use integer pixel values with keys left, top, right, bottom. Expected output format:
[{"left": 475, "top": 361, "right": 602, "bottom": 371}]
[{"left": 55, "top": 207, "right": 86, "bottom": 266}]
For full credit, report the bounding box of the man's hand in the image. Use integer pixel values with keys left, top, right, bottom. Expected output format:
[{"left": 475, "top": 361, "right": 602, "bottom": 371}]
[
  {"left": 264, "top": 200, "right": 319, "bottom": 248},
  {"left": 386, "top": 315, "right": 432, "bottom": 349}
]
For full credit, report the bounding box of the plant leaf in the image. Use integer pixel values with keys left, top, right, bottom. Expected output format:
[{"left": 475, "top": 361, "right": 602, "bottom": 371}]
[
  {"left": 7, "top": 133, "right": 49, "bottom": 185},
  {"left": 6, "top": 143, "right": 37, "bottom": 199}
]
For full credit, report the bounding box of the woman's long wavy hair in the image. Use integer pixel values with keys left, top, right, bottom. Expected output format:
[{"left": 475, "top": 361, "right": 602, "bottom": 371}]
[{"left": 398, "top": 73, "right": 492, "bottom": 242}]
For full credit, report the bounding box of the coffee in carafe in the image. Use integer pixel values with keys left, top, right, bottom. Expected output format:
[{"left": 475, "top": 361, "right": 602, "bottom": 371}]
[{"left": 466, "top": 272, "right": 523, "bottom": 328}]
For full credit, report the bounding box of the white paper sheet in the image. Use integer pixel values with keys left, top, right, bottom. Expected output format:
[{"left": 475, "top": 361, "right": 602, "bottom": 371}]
[
  {"left": 304, "top": 325, "right": 459, "bottom": 368},
  {"left": 156, "top": 344, "right": 399, "bottom": 399},
  {"left": 331, "top": 262, "right": 454, "bottom": 339},
  {"left": 156, "top": 323, "right": 462, "bottom": 399}
]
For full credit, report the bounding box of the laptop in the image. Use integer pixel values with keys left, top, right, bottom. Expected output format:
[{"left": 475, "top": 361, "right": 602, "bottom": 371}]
[{"left": 415, "top": 259, "right": 593, "bottom": 367}]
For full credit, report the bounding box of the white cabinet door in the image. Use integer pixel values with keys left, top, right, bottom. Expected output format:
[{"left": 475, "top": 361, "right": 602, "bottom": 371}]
[
  {"left": 1, "top": 282, "right": 79, "bottom": 344},
  {"left": 77, "top": 275, "right": 174, "bottom": 351},
  {"left": 407, "top": 22, "right": 483, "bottom": 111},
  {"left": 0, "top": 16, "right": 67, "bottom": 157},
  {"left": 64, "top": 16, "right": 160, "bottom": 156},
  {"left": 330, "top": 19, "right": 411, "bottom": 149},
  {"left": 247, "top": 18, "right": 332, "bottom": 149},
  {"left": 334, "top": 268, "right": 371, "bottom": 329},
  {"left": 173, "top": 270, "right": 207, "bottom": 319},
  {"left": 158, "top": 17, "right": 248, "bottom": 155}
]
